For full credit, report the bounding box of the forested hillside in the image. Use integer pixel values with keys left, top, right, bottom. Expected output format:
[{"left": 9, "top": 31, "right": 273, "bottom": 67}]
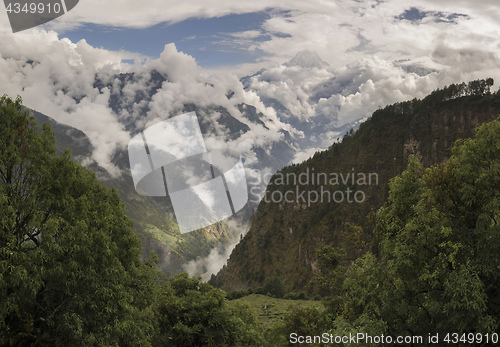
[
  {"left": 214, "top": 79, "right": 500, "bottom": 294},
  {"left": 2, "top": 79, "right": 500, "bottom": 345},
  {"left": 265, "top": 112, "right": 500, "bottom": 346}
]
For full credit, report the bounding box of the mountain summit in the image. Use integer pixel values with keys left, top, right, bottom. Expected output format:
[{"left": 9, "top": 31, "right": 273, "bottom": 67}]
[{"left": 284, "top": 50, "right": 330, "bottom": 69}]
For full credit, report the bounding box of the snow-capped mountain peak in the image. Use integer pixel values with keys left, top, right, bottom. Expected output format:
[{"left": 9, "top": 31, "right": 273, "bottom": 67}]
[{"left": 284, "top": 50, "right": 330, "bottom": 69}]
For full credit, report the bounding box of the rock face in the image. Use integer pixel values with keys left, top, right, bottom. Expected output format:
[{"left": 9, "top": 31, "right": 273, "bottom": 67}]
[{"left": 214, "top": 81, "right": 500, "bottom": 293}]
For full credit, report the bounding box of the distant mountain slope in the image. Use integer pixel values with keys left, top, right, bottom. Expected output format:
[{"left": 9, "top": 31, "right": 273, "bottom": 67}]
[
  {"left": 28, "top": 62, "right": 306, "bottom": 276},
  {"left": 31, "top": 109, "right": 93, "bottom": 160},
  {"left": 26, "top": 49, "right": 431, "bottom": 278},
  {"left": 31, "top": 108, "right": 232, "bottom": 274},
  {"left": 214, "top": 79, "right": 500, "bottom": 293}
]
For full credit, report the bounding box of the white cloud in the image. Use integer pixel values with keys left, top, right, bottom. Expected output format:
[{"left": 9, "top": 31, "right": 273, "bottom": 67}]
[
  {"left": 227, "top": 30, "right": 263, "bottom": 39},
  {"left": 0, "top": 30, "right": 136, "bottom": 176},
  {"left": 0, "top": 30, "right": 292, "bottom": 176},
  {"left": 291, "top": 147, "right": 322, "bottom": 164},
  {"left": 1, "top": 0, "right": 500, "bottom": 177},
  {"left": 35, "top": 0, "right": 341, "bottom": 31},
  {"left": 183, "top": 217, "right": 249, "bottom": 281}
]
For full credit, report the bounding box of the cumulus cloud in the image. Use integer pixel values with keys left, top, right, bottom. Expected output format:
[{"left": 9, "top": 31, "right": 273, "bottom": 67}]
[
  {"left": 201, "top": 0, "right": 500, "bottom": 82},
  {"left": 0, "top": 30, "right": 138, "bottom": 175},
  {"left": 0, "top": 28, "right": 292, "bottom": 177},
  {"left": 2, "top": 0, "right": 499, "bottom": 75},
  {"left": 243, "top": 53, "right": 439, "bottom": 149},
  {"left": 1, "top": 0, "right": 499, "bottom": 176},
  {"left": 32, "top": 0, "right": 345, "bottom": 32}
]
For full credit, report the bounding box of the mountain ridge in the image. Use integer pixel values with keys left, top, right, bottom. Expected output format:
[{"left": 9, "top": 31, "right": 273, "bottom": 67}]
[
  {"left": 27, "top": 50, "right": 367, "bottom": 277},
  {"left": 213, "top": 78, "right": 500, "bottom": 293}
]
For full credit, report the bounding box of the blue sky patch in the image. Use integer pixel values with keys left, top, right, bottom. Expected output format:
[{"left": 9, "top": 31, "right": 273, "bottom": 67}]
[
  {"left": 397, "top": 7, "right": 469, "bottom": 24},
  {"left": 61, "top": 11, "right": 276, "bottom": 67}
]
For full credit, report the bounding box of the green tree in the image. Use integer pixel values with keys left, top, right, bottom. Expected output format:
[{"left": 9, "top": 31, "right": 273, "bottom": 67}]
[
  {"left": 262, "top": 276, "right": 286, "bottom": 298},
  {"left": 153, "top": 273, "right": 263, "bottom": 346},
  {"left": 315, "top": 244, "right": 345, "bottom": 299},
  {"left": 267, "top": 305, "right": 328, "bottom": 347},
  {"left": 0, "top": 95, "right": 156, "bottom": 346},
  {"left": 336, "top": 117, "right": 500, "bottom": 341}
]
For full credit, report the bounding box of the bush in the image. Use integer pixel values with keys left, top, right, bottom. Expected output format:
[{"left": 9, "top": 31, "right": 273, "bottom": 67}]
[
  {"left": 297, "top": 292, "right": 307, "bottom": 300},
  {"left": 153, "top": 273, "right": 263, "bottom": 346},
  {"left": 262, "top": 276, "right": 286, "bottom": 298}
]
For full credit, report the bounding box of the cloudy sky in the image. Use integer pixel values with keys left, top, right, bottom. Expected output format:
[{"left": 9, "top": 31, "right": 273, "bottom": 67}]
[
  {"left": 0, "top": 0, "right": 499, "bottom": 173},
  {"left": 31, "top": 0, "right": 500, "bottom": 72}
]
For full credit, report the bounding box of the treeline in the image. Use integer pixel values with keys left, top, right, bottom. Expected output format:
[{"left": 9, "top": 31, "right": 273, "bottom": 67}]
[
  {"left": 344, "top": 78, "right": 497, "bottom": 138},
  {"left": 430, "top": 77, "right": 494, "bottom": 102},
  {"left": 223, "top": 276, "right": 321, "bottom": 301},
  {"left": 223, "top": 276, "right": 285, "bottom": 300}
]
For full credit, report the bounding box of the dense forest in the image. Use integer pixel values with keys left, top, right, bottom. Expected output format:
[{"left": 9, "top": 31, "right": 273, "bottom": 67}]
[
  {"left": 214, "top": 78, "right": 500, "bottom": 294},
  {"left": 1, "top": 78, "right": 500, "bottom": 345}
]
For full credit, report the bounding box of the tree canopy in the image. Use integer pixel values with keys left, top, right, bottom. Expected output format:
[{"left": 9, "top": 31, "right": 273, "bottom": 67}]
[
  {"left": 326, "top": 116, "right": 500, "bottom": 344},
  {"left": 0, "top": 95, "right": 158, "bottom": 345},
  {"left": 0, "top": 95, "right": 262, "bottom": 346}
]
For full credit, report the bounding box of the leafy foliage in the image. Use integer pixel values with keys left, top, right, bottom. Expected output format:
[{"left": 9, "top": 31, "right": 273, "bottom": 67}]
[
  {"left": 267, "top": 305, "right": 328, "bottom": 346},
  {"left": 262, "top": 276, "right": 286, "bottom": 298},
  {"left": 0, "top": 95, "right": 157, "bottom": 345},
  {"left": 0, "top": 95, "right": 262, "bottom": 346},
  {"left": 333, "top": 117, "right": 500, "bottom": 339},
  {"left": 153, "top": 273, "right": 263, "bottom": 346}
]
